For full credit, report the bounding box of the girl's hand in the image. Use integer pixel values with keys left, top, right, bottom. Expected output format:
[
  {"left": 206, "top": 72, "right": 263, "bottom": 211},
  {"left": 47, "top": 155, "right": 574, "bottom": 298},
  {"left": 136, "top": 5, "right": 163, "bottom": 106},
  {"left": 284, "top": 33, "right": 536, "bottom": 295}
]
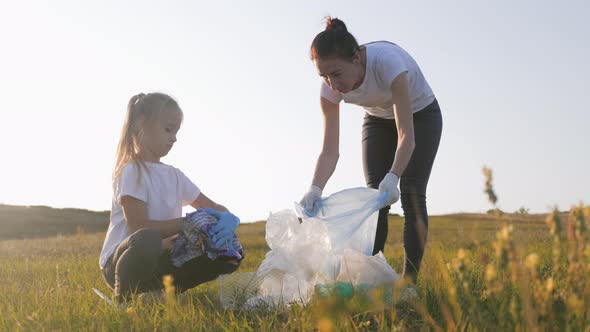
[
  {"left": 205, "top": 209, "right": 240, "bottom": 247},
  {"left": 162, "top": 233, "right": 179, "bottom": 251}
]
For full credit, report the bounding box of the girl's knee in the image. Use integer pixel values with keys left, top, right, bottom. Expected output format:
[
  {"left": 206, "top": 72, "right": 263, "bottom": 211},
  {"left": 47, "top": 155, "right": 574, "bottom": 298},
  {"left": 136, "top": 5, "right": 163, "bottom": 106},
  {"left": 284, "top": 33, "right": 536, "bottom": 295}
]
[
  {"left": 131, "top": 228, "right": 160, "bottom": 243},
  {"left": 128, "top": 228, "right": 162, "bottom": 257}
]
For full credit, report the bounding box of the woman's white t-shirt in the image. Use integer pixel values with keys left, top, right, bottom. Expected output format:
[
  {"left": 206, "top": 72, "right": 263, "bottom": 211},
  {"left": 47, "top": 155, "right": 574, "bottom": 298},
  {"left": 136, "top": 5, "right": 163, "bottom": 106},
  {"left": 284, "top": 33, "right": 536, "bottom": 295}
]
[
  {"left": 99, "top": 161, "right": 201, "bottom": 268},
  {"left": 320, "top": 41, "right": 435, "bottom": 119}
]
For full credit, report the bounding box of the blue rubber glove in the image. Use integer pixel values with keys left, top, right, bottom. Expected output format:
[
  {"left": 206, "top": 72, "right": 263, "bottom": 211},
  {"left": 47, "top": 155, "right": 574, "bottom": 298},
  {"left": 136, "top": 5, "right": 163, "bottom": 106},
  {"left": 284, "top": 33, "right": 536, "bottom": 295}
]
[{"left": 205, "top": 208, "right": 240, "bottom": 248}]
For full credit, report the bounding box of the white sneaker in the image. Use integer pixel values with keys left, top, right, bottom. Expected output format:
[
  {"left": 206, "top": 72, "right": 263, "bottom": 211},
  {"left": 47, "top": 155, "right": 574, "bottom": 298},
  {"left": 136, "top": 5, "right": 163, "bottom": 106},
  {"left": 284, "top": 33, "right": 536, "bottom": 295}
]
[{"left": 93, "top": 288, "right": 128, "bottom": 311}]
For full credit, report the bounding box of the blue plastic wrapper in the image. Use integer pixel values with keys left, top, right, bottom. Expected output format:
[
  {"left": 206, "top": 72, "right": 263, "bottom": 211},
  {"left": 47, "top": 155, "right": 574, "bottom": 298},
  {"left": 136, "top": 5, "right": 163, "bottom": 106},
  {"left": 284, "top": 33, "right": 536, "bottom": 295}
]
[{"left": 171, "top": 208, "right": 244, "bottom": 267}]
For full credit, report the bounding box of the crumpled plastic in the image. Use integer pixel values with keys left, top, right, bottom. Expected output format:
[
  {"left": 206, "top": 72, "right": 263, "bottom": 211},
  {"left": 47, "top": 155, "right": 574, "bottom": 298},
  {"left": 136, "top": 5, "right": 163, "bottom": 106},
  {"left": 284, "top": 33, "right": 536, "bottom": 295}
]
[{"left": 171, "top": 208, "right": 244, "bottom": 267}]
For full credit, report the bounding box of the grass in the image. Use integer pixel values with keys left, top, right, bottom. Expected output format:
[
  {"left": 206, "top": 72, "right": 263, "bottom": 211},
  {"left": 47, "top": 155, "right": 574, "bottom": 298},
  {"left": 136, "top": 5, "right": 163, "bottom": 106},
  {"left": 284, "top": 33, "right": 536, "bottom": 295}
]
[{"left": 4, "top": 210, "right": 587, "bottom": 331}]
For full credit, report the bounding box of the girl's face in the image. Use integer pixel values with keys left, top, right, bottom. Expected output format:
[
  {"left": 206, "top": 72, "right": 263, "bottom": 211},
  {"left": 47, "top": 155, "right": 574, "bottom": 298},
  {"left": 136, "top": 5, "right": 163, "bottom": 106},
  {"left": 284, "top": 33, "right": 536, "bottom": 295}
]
[
  {"left": 139, "top": 109, "right": 183, "bottom": 162},
  {"left": 313, "top": 52, "right": 364, "bottom": 94}
]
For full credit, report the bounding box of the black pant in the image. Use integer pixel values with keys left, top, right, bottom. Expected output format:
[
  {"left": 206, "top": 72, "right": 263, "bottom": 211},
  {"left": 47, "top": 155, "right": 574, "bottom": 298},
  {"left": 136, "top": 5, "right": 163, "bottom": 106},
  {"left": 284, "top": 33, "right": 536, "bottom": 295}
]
[
  {"left": 102, "top": 228, "right": 239, "bottom": 301},
  {"left": 362, "top": 99, "right": 442, "bottom": 283}
]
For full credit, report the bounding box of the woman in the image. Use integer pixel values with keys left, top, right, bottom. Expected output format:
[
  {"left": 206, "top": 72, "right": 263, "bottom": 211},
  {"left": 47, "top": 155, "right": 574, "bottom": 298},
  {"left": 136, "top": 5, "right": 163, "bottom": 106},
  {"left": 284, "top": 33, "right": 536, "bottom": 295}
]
[{"left": 299, "top": 17, "right": 442, "bottom": 288}]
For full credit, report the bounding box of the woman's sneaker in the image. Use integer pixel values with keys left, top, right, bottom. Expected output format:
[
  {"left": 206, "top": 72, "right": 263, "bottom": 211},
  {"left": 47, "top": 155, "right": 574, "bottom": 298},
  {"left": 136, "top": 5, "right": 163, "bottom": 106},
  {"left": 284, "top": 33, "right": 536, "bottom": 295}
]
[{"left": 400, "top": 285, "right": 418, "bottom": 303}]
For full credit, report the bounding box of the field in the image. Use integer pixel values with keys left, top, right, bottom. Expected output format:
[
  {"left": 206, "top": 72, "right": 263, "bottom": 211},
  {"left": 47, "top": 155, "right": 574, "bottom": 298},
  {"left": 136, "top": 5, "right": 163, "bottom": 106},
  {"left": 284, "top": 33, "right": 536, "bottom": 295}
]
[{"left": 2, "top": 204, "right": 588, "bottom": 331}]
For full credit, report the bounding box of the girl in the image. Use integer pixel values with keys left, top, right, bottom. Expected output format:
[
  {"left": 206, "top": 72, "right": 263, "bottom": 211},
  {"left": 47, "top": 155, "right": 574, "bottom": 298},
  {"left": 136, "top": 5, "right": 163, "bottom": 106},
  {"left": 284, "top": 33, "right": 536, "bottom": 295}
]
[
  {"left": 99, "top": 92, "right": 240, "bottom": 302},
  {"left": 300, "top": 18, "right": 443, "bottom": 289}
]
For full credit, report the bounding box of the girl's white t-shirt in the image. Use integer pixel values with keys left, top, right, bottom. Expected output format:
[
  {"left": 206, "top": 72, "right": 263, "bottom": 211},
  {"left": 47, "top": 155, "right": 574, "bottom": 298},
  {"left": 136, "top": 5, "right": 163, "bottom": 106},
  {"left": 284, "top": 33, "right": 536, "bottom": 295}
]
[
  {"left": 99, "top": 161, "right": 201, "bottom": 268},
  {"left": 320, "top": 41, "right": 435, "bottom": 119}
]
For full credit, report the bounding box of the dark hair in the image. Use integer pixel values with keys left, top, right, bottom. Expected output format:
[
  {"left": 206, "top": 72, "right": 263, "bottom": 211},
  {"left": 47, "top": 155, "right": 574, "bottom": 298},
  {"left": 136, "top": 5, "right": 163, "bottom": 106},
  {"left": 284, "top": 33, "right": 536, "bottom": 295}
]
[{"left": 310, "top": 17, "right": 359, "bottom": 61}]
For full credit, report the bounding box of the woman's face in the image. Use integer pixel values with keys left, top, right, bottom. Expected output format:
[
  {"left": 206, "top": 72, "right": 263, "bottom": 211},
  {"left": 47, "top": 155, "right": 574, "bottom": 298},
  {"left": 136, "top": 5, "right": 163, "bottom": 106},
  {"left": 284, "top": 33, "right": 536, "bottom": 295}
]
[{"left": 313, "top": 53, "right": 363, "bottom": 94}]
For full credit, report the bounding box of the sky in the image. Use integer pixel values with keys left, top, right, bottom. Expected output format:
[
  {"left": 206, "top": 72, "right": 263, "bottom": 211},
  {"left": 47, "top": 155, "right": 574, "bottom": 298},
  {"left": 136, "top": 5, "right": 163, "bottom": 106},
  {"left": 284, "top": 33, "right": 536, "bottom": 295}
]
[{"left": 0, "top": 0, "right": 588, "bottom": 222}]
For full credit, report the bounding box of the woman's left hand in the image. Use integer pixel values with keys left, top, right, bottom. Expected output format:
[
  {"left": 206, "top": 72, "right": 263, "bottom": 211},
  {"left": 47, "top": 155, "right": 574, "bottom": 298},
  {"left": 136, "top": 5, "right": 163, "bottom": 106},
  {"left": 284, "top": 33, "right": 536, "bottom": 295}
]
[{"left": 379, "top": 172, "right": 400, "bottom": 206}]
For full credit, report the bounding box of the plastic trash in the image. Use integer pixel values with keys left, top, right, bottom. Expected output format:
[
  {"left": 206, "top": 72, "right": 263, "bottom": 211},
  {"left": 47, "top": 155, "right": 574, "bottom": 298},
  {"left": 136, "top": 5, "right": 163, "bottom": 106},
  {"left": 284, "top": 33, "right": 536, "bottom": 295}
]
[
  {"left": 219, "top": 272, "right": 262, "bottom": 309},
  {"left": 336, "top": 249, "right": 399, "bottom": 286},
  {"left": 220, "top": 187, "right": 399, "bottom": 308}
]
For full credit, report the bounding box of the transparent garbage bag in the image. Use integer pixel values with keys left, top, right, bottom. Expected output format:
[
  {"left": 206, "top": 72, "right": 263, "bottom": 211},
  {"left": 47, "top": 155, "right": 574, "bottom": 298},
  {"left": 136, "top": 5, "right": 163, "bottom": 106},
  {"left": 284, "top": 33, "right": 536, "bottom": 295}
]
[
  {"left": 336, "top": 249, "right": 400, "bottom": 285},
  {"left": 220, "top": 187, "right": 399, "bottom": 309}
]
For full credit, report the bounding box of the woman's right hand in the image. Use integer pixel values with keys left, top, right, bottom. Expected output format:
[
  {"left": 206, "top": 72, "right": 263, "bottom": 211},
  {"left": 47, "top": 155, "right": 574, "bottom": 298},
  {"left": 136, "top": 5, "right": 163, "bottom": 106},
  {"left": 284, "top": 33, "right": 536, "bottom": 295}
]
[{"left": 299, "top": 185, "right": 322, "bottom": 216}]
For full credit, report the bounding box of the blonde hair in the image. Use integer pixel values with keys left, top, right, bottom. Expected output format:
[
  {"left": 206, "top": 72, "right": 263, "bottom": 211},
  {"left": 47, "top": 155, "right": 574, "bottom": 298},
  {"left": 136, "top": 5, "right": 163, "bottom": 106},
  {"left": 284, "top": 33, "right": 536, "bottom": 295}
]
[{"left": 112, "top": 92, "right": 182, "bottom": 188}]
